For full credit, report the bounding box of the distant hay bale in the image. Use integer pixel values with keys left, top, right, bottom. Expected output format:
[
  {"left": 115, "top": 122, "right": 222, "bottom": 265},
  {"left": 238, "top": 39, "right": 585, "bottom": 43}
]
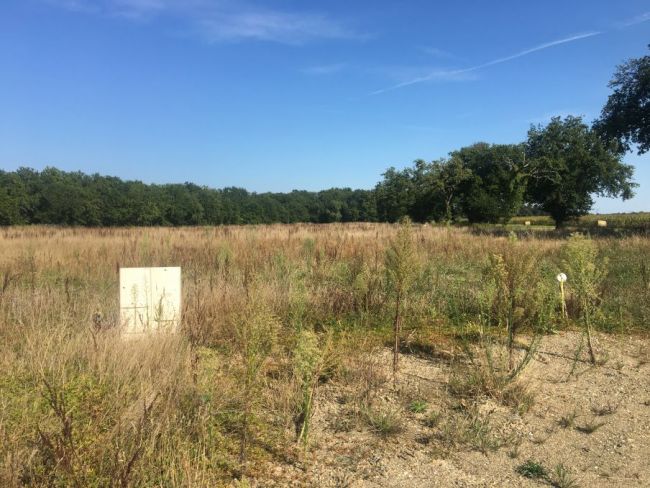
[
  {"left": 524, "top": 221, "right": 531, "bottom": 226},
  {"left": 597, "top": 220, "right": 607, "bottom": 227}
]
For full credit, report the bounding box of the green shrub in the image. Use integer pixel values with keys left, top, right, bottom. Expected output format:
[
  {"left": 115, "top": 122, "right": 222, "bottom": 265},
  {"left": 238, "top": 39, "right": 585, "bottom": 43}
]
[{"left": 516, "top": 460, "right": 548, "bottom": 480}]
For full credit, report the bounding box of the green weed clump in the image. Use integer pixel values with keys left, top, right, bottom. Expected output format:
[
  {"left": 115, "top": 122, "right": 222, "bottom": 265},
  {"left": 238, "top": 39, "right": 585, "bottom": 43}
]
[
  {"left": 408, "top": 400, "right": 428, "bottom": 414},
  {"left": 563, "top": 233, "right": 607, "bottom": 364},
  {"left": 233, "top": 301, "right": 280, "bottom": 468},
  {"left": 485, "top": 236, "right": 548, "bottom": 373},
  {"left": 292, "top": 327, "right": 336, "bottom": 447},
  {"left": 516, "top": 460, "right": 579, "bottom": 488},
  {"left": 362, "top": 406, "right": 403, "bottom": 438},
  {"left": 553, "top": 464, "right": 579, "bottom": 488},
  {"left": 385, "top": 218, "right": 418, "bottom": 382},
  {"left": 516, "top": 459, "right": 549, "bottom": 479}
]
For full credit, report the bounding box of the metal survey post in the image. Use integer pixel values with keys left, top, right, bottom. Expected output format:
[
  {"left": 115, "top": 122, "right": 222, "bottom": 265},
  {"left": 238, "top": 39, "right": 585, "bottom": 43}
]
[{"left": 556, "top": 272, "right": 568, "bottom": 319}]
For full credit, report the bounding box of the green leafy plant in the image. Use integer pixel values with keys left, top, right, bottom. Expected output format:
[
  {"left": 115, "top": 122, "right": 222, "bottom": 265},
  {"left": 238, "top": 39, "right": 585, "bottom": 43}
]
[
  {"left": 363, "top": 407, "right": 403, "bottom": 438},
  {"left": 385, "top": 218, "right": 418, "bottom": 383},
  {"left": 553, "top": 463, "right": 579, "bottom": 488},
  {"left": 564, "top": 234, "right": 607, "bottom": 364},
  {"left": 234, "top": 303, "right": 279, "bottom": 467},
  {"left": 486, "top": 238, "right": 545, "bottom": 374},
  {"left": 408, "top": 400, "right": 428, "bottom": 414},
  {"left": 293, "top": 328, "right": 334, "bottom": 447},
  {"left": 516, "top": 460, "right": 548, "bottom": 480}
]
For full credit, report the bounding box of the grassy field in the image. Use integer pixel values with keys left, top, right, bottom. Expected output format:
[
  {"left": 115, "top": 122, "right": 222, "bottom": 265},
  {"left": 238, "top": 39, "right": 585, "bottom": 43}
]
[
  {"left": 1, "top": 224, "right": 649, "bottom": 486},
  {"left": 510, "top": 212, "right": 650, "bottom": 231}
]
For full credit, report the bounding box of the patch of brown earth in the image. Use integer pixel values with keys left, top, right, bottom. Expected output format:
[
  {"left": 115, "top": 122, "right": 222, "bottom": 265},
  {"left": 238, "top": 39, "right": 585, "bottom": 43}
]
[{"left": 255, "top": 332, "right": 650, "bottom": 487}]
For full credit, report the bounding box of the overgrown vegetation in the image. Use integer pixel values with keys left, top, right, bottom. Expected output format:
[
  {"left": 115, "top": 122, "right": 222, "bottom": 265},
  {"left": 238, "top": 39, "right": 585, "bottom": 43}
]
[
  {"left": 384, "top": 218, "right": 417, "bottom": 382},
  {"left": 563, "top": 234, "right": 607, "bottom": 364},
  {"left": 0, "top": 223, "right": 648, "bottom": 485}
]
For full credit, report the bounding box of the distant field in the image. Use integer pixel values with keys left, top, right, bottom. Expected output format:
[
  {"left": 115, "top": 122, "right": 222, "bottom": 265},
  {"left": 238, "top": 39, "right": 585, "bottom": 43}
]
[
  {"left": 1, "top": 224, "right": 649, "bottom": 486},
  {"left": 510, "top": 212, "right": 650, "bottom": 231}
]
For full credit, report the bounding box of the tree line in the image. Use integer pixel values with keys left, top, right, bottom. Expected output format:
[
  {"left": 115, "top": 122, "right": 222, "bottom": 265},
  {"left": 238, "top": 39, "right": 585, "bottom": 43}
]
[
  {"left": 376, "top": 115, "right": 635, "bottom": 227},
  {"left": 0, "top": 47, "right": 647, "bottom": 228},
  {"left": 0, "top": 168, "right": 377, "bottom": 226}
]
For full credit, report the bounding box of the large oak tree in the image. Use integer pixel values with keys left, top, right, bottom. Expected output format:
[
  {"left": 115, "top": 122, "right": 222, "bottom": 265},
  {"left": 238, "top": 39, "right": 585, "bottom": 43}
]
[
  {"left": 452, "top": 143, "right": 527, "bottom": 224},
  {"left": 594, "top": 46, "right": 650, "bottom": 155},
  {"left": 526, "top": 116, "right": 636, "bottom": 227}
]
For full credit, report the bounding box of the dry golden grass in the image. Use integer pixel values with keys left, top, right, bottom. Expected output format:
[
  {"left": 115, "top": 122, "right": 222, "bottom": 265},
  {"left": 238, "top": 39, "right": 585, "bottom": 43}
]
[{"left": 0, "top": 224, "right": 648, "bottom": 486}]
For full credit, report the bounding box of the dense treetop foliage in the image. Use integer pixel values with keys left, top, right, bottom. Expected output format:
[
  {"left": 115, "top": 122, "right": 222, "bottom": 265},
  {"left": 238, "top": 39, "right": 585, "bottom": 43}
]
[
  {"left": 0, "top": 167, "right": 377, "bottom": 226},
  {"left": 526, "top": 116, "right": 636, "bottom": 226},
  {"left": 452, "top": 143, "right": 527, "bottom": 224},
  {"left": 594, "top": 45, "right": 650, "bottom": 155},
  {"left": 374, "top": 115, "right": 635, "bottom": 227}
]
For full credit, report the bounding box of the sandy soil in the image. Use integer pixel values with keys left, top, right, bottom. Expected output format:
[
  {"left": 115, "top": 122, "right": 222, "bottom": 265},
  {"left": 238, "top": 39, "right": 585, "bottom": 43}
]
[{"left": 256, "top": 331, "right": 650, "bottom": 487}]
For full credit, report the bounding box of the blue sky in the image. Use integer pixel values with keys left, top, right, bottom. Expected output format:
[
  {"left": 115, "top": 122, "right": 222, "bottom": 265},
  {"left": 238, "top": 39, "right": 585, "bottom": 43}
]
[{"left": 1, "top": 0, "right": 649, "bottom": 212}]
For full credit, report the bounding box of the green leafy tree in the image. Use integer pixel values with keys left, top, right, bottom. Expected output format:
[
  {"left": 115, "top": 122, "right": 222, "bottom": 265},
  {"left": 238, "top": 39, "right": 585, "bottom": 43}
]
[
  {"left": 453, "top": 143, "right": 527, "bottom": 223},
  {"left": 407, "top": 159, "right": 438, "bottom": 223},
  {"left": 374, "top": 158, "right": 472, "bottom": 224},
  {"left": 317, "top": 189, "right": 345, "bottom": 223},
  {"left": 0, "top": 167, "right": 382, "bottom": 227},
  {"left": 594, "top": 46, "right": 650, "bottom": 154},
  {"left": 526, "top": 116, "right": 636, "bottom": 227},
  {"left": 34, "top": 168, "right": 101, "bottom": 225},
  {"left": 375, "top": 167, "right": 415, "bottom": 223},
  {"left": 0, "top": 171, "right": 29, "bottom": 225},
  {"left": 92, "top": 175, "right": 128, "bottom": 225},
  {"left": 431, "top": 157, "right": 473, "bottom": 223}
]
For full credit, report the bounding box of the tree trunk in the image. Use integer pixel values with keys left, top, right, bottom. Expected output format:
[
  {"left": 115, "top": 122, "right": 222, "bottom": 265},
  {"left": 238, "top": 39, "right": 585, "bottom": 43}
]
[{"left": 445, "top": 195, "right": 453, "bottom": 224}]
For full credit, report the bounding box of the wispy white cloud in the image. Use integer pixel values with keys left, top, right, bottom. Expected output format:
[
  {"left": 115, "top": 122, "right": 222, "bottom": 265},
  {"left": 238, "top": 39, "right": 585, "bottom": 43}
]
[
  {"left": 391, "top": 67, "right": 478, "bottom": 84},
  {"left": 420, "top": 46, "right": 456, "bottom": 59},
  {"left": 109, "top": 0, "right": 179, "bottom": 20},
  {"left": 617, "top": 11, "right": 650, "bottom": 28},
  {"left": 372, "top": 8, "right": 650, "bottom": 96},
  {"left": 371, "top": 31, "right": 601, "bottom": 95},
  {"left": 46, "top": 0, "right": 364, "bottom": 44},
  {"left": 198, "top": 11, "right": 361, "bottom": 44},
  {"left": 301, "top": 63, "right": 346, "bottom": 75},
  {"left": 44, "top": 0, "right": 100, "bottom": 13},
  {"left": 369, "top": 64, "right": 478, "bottom": 86},
  {"left": 46, "top": 0, "right": 179, "bottom": 16},
  {"left": 464, "top": 32, "right": 600, "bottom": 71}
]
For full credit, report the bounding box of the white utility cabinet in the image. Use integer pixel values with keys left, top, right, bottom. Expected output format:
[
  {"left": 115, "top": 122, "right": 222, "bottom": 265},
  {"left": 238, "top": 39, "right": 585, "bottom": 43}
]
[{"left": 119, "top": 267, "right": 181, "bottom": 335}]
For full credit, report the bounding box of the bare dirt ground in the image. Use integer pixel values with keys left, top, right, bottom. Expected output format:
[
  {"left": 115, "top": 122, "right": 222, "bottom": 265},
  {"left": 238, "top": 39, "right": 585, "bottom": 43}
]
[{"left": 257, "top": 332, "right": 650, "bottom": 487}]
